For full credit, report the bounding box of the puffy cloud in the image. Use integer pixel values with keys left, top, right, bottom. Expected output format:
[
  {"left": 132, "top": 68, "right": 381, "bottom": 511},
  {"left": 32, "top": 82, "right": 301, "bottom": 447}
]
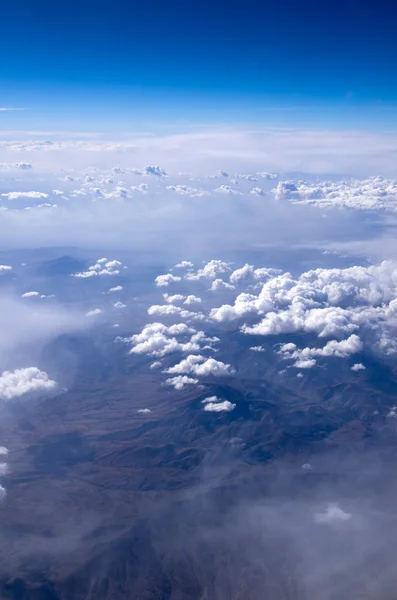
[
  {"left": 165, "top": 375, "right": 199, "bottom": 390},
  {"left": 184, "top": 295, "right": 202, "bottom": 305},
  {"left": 250, "top": 187, "right": 265, "bottom": 196},
  {"left": 210, "top": 279, "right": 235, "bottom": 291},
  {"left": 214, "top": 185, "right": 242, "bottom": 195},
  {"left": 351, "top": 362, "right": 366, "bottom": 371},
  {"left": 210, "top": 260, "right": 397, "bottom": 356},
  {"left": 15, "top": 162, "right": 32, "bottom": 169},
  {"left": 164, "top": 294, "right": 185, "bottom": 304},
  {"left": 113, "top": 301, "right": 126, "bottom": 309},
  {"left": 278, "top": 334, "right": 363, "bottom": 368},
  {"left": 174, "top": 261, "right": 195, "bottom": 269},
  {"left": 0, "top": 367, "right": 57, "bottom": 400},
  {"left": 137, "top": 408, "right": 151, "bottom": 414},
  {"left": 0, "top": 265, "right": 12, "bottom": 272},
  {"left": 143, "top": 165, "right": 167, "bottom": 177},
  {"left": 155, "top": 273, "right": 182, "bottom": 287},
  {"left": 258, "top": 172, "right": 278, "bottom": 180},
  {"left": 126, "top": 322, "right": 202, "bottom": 357},
  {"left": 165, "top": 354, "right": 235, "bottom": 377},
  {"left": 314, "top": 504, "right": 352, "bottom": 525},
  {"left": 73, "top": 258, "right": 122, "bottom": 278},
  {"left": 186, "top": 260, "right": 232, "bottom": 281},
  {"left": 21, "top": 291, "right": 39, "bottom": 298},
  {"left": 250, "top": 346, "right": 265, "bottom": 352},
  {"left": 203, "top": 400, "right": 236, "bottom": 412},
  {"left": 147, "top": 304, "right": 205, "bottom": 321},
  {"left": 1, "top": 191, "right": 49, "bottom": 200},
  {"left": 108, "top": 285, "right": 123, "bottom": 292},
  {"left": 273, "top": 176, "right": 397, "bottom": 212},
  {"left": 86, "top": 308, "right": 103, "bottom": 316},
  {"left": 130, "top": 183, "right": 148, "bottom": 193},
  {"left": 229, "top": 264, "right": 281, "bottom": 285},
  {"left": 166, "top": 184, "right": 208, "bottom": 197}
]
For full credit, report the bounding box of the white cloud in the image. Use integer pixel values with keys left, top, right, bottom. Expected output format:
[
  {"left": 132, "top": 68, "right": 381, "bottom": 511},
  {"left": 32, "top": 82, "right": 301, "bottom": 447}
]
[
  {"left": 250, "top": 187, "right": 265, "bottom": 196},
  {"left": 165, "top": 375, "right": 199, "bottom": 389},
  {"left": 143, "top": 165, "right": 167, "bottom": 177},
  {"left": 166, "top": 184, "right": 208, "bottom": 197},
  {"left": 164, "top": 294, "right": 185, "bottom": 304},
  {"left": 86, "top": 308, "right": 103, "bottom": 316},
  {"left": 1, "top": 191, "right": 49, "bottom": 200},
  {"left": 0, "top": 265, "right": 12, "bottom": 272},
  {"left": 21, "top": 291, "right": 39, "bottom": 298},
  {"left": 274, "top": 176, "right": 397, "bottom": 213},
  {"left": 147, "top": 304, "right": 205, "bottom": 321},
  {"left": 203, "top": 400, "right": 236, "bottom": 412},
  {"left": 113, "top": 301, "right": 126, "bottom": 309},
  {"left": 15, "top": 162, "right": 32, "bottom": 169},
  {"left": 126, "top": 322, "right": 202, "bottom": 357},
  {"left": 202, "top": 395, "right": 220, "bottom": 403},
  {"left": 184, "top": 295, "right": 202, "bottom": 305},
  {"left": 165, "top": 354, "right": 235, "bottom": 377},
  {"left": 209, "top": 260, "right": 397, "bottom": 357},
  {"left": 186, "top": 260, "right": 232, "bottom": 281},
  {"left": 108, "top": 285, "right": 123, "bottom": 292},
  {"left": 137, "top": 408, "right": 151, "bottom": 414},
  {"left": 73, "top": 258, "right": 122, "bottom": 278},
  {"left": 351, "top": 362, "right": 366, "bottom": 371},
  {"left": 174, "top": 261, "right": 195, "bottom": 269},
  {"left": 250, "top": 346, "right": 265, "bottom": 352},
  {"left": 0, "top": 485, "right": 5, "bottom": 501},
  {"left": 210, "top": 279, "right": 235, "bottom": 291},
  {"left": 0, "top": 367, "right": 57, "bottom": 400},
  {"left": 314, "top": 503, "right": 352, "bottom": 525},
  {"left": 214, "top": 185, "right": 242, "bottom": 195},
  {"left": 0, "top": 447, "right": 8, "bottom": 455},
  {"left": 155, "top": 273, "right": 182, "bottom": 287},
  {"left": 278, "top": 334, "right": 363, "bottom": 368}
]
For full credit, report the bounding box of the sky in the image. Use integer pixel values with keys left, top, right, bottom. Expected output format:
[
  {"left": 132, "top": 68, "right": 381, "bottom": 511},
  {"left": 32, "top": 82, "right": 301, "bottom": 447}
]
[{"left": 2, "top": 0, "right": 397, "bottom": 131}]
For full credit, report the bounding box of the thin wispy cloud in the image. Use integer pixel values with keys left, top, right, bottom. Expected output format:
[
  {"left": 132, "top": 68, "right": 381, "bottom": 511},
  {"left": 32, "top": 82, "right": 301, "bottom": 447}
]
[{"left": 0, "top": 107, "right": 27, "bottom": 112}]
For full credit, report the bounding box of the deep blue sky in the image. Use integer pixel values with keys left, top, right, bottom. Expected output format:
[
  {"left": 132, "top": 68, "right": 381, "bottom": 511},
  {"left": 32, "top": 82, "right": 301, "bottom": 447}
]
[{"left": 2, "top": 0, "right": 397, "bottom": 131}]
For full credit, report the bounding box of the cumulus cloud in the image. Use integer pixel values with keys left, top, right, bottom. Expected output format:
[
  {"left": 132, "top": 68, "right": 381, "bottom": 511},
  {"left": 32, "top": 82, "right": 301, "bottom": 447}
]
[
  {"left": 186, "top": 260, "right": 232, "bottom": 281},
  {"left": 73, "top": 258, "right": 122, "bottom": 278},
  {"left": 165, "top": 354, "right": 235, "bottom": 377},
  {"left": 166, "top": 184, "right": 208, "bottom": 197},
  {"left": 108, "top": 285, "right": 123, "bottom": 292},
  {"left": 165, "top": 375, "right": 199, "bottom": 389},
  {"left": 277, "top": 335, "right": 363, "bottom": 368},
  {"left": 214, "top": 185, "right": 242, "bottom": 195},
  {"left": 0, "top": 367, "right": 57, "bottom": 400},
  {"left": 143, "top": 165, "right": 167, "bottom": 177},
  {"left": 174, "top": 261, "right": 195, "bottom": 269},
  {"left": 155, "top": 274, "right": 182, "bottom": 287},
  {"left": 86, "top": 308, "right": 103, "bottom": 317},
  {"left": 137, "top": 408, "right": 151, "bottom": 414},
  {"left": 208, "top": 260, "right": 397, "bottom": 358},
  {"left": 203, "top": 400, "right": 236, "bottom": 412},
  {"left": 274, "top": 176, "right": 397, "bottom": 213},
  {"left": 21, "top": 291, "right": 39, "bottom": 298},
  {"left": 126, "top": 322, "right": 200, "bottom": 357},
  {"left": 147, "top": 304, "right": 205, "bottom": 321},
  {"left": 351, "top": 362, "right": 366, "bottom": 371},
  {"left": 1, "top": 191, "right": 49, "bottom": 200},
  {"left": 314, "top": 504, "right": 352, "bottom": 525}
]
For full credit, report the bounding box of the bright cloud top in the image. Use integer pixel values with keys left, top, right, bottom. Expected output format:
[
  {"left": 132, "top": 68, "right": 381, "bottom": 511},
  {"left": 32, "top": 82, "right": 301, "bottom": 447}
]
[{"left": 0, "top": 367, "right": 57, "bottom": 400}]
